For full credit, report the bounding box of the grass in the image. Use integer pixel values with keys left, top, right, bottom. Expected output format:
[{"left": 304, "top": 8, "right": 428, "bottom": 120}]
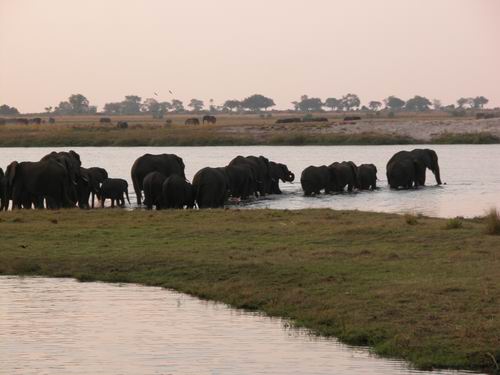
[
  {"left": 445, "top": 217, "right": 464, "bottom": 230},
  {"left": 0, "top": 209, "right": 499, "bottom": 373},
  {"left": 0, "top": 114, "right": 498, "bottom": 146},
  {"left": 484, "top": 209, "right": 500, "bottom": 235}
]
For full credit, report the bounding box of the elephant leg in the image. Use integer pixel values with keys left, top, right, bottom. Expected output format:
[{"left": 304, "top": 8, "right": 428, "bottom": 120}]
[
  {"left": 101, "top": 198, "right": 105, "bottom": 208},
  {"left": 111, "top": 199, "right": 115, "bottom": 208}
]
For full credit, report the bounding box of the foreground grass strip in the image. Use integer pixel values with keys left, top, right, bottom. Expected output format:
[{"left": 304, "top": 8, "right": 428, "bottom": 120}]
[{"left": 0, "top": 209, "right": 499, "bottom": 373}]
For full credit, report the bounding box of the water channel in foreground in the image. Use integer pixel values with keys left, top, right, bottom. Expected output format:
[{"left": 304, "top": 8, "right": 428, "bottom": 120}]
[{"left": 0, "top": 276, "right": 484, "bottom": 375}]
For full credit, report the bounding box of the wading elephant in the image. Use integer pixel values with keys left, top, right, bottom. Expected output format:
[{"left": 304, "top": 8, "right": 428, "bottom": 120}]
[
  {"left": 268, "top": 161, "right": 295, "bottom": 194},
  {"left": 143, "top": 172, "right": 167, "bottom": 210},
  {"left": 223, "top": 164, "right": 257, "bottom": 199},
  {"left": 357, "top": 164, "right": 378, "bottom": 190},
  {"left": 162, "top": 174, "right": 195, "bottom": 209},
  {"left": 192, "top": 167, "right": 229, "bottom": 208},
  {"left": 5, "top": 160, "right": 72, "bottom": 209},
  {"left": 0, "top": 167, "right": 6, "bottom": 210},
  {"left": 86, "top": 167, "right": 109, "bottom": 208},
  {"left": 131, "top": 153, "right": 185, "bottom": 205},
  {"left": 99, "top": 178, "right": 130, "bottom": 208},
  {"left": 387, "top": 149, "right": 442, "bottom": 187},
  {"left": 300, "top": 165, "right": 336, "bottom": 196},
  {"left": 386, "top": 157, "right": 426, "bottom": 189},
  {"left": 329, "top": 161, "right": 358, "bottom": 192},
  {"left": 229, "top": 155, "right": 271, "bottom": 196}
]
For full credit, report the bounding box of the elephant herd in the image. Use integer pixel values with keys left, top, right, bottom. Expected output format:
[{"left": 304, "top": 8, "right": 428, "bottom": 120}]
[{"left": 0, "top": 148, "right": 442, "bottom": 211}]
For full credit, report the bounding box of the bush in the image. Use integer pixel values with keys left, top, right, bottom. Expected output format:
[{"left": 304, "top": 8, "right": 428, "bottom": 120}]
[
  {"left": 388, "top": 111, "right": 395, "bottom": 118},
  {"left": 445, "top": 217, "right": 463, "bottom": 230},
  {"left": 484, "top": 209, "right": 500, "bottom": 235},
  {"left": 404, "top": 213, "right": 418, "bottom": 225},
  {"left": 302, "top": 113, "right": 313, "bottom": 121},
  {"left": 450, "top": 109, "right": 466, "bottom": 117}
]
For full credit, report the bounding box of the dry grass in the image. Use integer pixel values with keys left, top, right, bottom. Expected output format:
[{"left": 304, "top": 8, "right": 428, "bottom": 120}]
[{"left": 484, "top": 208, "right": 500, "bottom": 235}]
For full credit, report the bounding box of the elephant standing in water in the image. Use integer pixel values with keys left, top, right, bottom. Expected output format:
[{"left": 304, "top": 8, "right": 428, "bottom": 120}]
[
  {"left": 0, "top": 167, "right": 6, "bottom": 210},
  {"left": 223, "top": 164, "right": 257, "bottom": 200},
  {"left": 268, "top": 162, "right": 295, "bottom": 194},
  {"left": 99, "top": 178, "right": 130, "bottom": 208},
  {"left": 162, "top": 174, "right": 195, "bottom": 209},
  {"left": 387, "top": 149, "right": 442, "bottom": 189},
  {"left": 357, "top": 164, "right": 378, "bottom": 190},
  {"left": 329, "top": 161, "right": 358, "bottom": 192},
  {"left": 87, "top": 167, "right": 109, "bottom": 208},
  {"left": 143, "top": 172, "right": 167, "bottom": 210},
  {"left": 131, "top": 153, "right": 185, "bottom": 205},
  {"left": 229, "top": 155, "right": 271, "bottom": 197},
  {"left": 300, "top": 165, "right": 336, "bottom": 196},
  {"left": 192, "top": 167, "right": 229, "bottom": 208}
]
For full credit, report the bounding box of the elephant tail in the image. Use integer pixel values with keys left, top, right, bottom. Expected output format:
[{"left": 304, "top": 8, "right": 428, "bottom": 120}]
[{"left": 125, "top": 190, "right": 130, "bottom": 205}]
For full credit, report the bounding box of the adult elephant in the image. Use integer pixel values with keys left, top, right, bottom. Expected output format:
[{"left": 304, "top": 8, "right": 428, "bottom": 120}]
[
  {"left": 192, "top": 167, "right": 229, "bottom": 208},
  {"left": 131, "top": 153, "right": 185, "bottom": 205},
  {"left": 162, "top": 174, "right": 195, "bottom": 209},
  {"left": 229, "top": 155, "right": 271, "bottom": 196},
  {"left": 387, "top": 149, "right": 442, "bottom": 186},
  {"left": 268, "top": 161, "right": 295, "bottom": 194},
  {"left": 329, "top": 161, "right": 358, "bottom": 192},
  {"left": 223, "top": 164, "right": 257, "bottom": 199},
  {"left": 0, "top": 167, "right": 6, "bottom": 210},
  {"left": 357, "top": 164, "right": 378, "bottom": 190},
  {"left": 300, "top": 165, "right": 336, "bottom": 196},
  {"left": 143, "top": 172, "right": 167, "bottom": 210},
  {"left": 4, "top": 160, "right": 72, "bottom": 209},
  {"left": 202, "top": 115, "right": 216, "bottom": 124},
  {"left": 76, "top": 167, "right": 92, "bottom": 209},
  {"left": 41, "top": 150, "right": 82, "bottom": 207},
  {"left": 387, "top": 157, "right": 426, "bottom": 189}
]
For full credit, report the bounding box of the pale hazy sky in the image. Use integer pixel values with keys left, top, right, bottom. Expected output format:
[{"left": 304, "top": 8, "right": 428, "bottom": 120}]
[{"left": 1, "top": 0, "right": 499, "bottom": 112}]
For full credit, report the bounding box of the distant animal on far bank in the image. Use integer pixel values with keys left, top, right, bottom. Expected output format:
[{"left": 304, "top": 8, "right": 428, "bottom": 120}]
[
  {"left": 100, "top": 117, "right": 112, "bottom": 124},
  {"left": 275, "top": 118, "right": 302, "bottom": 124},
  {"left": 202, "top": 115, "right": 216, "bottom": 125},
  {"left": 117, "top": 121, "right": 128, "bottom": 129},
  {"left": 344, "top": 116, "right": 361, "bottom": 121}
]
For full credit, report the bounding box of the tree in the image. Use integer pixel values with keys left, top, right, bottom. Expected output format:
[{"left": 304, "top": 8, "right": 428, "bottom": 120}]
[
  {"left": 457, "top": 97, "right": 474, "bottom": 109},
  {"left": 54, "top": 101, "right": 73, "bottom": 115},
  {"left": 141, "top": 98, "right": 161, "bottom": 117},
  {"left": 291, "top": 101, "right": 300, "bottom": 111},
  {"left": 297, "top": 95, "right": 323, "bottom": 112},
  {"left": 241, "top": 94, "right": 275, "bottom": 111},
  {"left": 473, "top": 96, "right": 488, "bottom": 109},
  {"left": 432, "top": 99, "right": 442, "bottom": 110},
  {"left": 44, "top": 106, "right": 53, "bottom": 114},
  {"left": 384, "top": 96, "right": 406, "bottom": 111},
  {"left": 0, "top": 104, "right": 20, "bottom": 115},
  {"left": 68, "top": 94, "right": 90, "bottom": 114},
  {"left": 340, "top": 93, "right": 361, "bottom": 111},
  {"left": 223, "top": 100, "right": 242, "bottom": 112},
  {"left": 103, "top": 102, "right": 122, "bottom": 115},
  {"left": 171, "top": 99, "right": 184, "bottom": 112},
  {"left": 121, "top": 95, "right": 142, "bottom": 114},
  {"left": 405, "top": 95, "right": 432, "bottom": 112},
  {"left": 188, "top": 99, "right": 204, "bottom": 112},
  {"left": 324, "top": 97, "right": 341, "bottom": 111},
  {"left": 368, "top": 101, "right": 382, "bottom": 111}
]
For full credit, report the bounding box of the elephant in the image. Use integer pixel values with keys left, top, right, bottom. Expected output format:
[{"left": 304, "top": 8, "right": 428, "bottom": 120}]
[
  {"left": 162, "top": 174, "right": 195, "bottom": 209},
  {"left": 4, "top": 160, "right": 72, "bottom": 209},
  {"left": 0, "top": 167, "right": 6, "bottom": 210},
  {"left": 192, "top": 167, "right": 229, "bottom": 208},
  {"left": 357, "top": 164, "right": 378, "bottom": 190},
  {"left": 202, "top": 115, "right": 216, "bottom": 124},
  {"left": 229, "top": 155, "right": 271, "bottom": 196},
  {"left": 300, "top": 165, "right": 336, "bottom": 196},
  {"left": 41, "top": 150, "right": 82, "bottom": 207},
  {"left": 387, "top": 157, "right": 426, "bottom": 189},
  {"left": 99, "top": 178, "right": 130, "bottom": 208},
  {"left": 387, "top": 149, "right": 442, "bottom": 188},
  {"left": 76, "top": 167, "right": 92, "bottom": 209},
  {"left": 223, "top": 164, "right": 257, "bottom": 199},
  {"left": 143, "top": 172, "right": 167, "bottom": 210},
  {"left": 86, "top": 167, "right": 109, "bottom": 208},
  {"left": 268, "top": 161, "right": 295, "bottom": 194},
  {"left": 131, "top": 153, "right": 185, "bottom": 205},
  {"left": 329, "top": 161, "right": 358, "bottom": 192},
  {"left": 185, "top": 118, "right": 200, "bottom": 125}
]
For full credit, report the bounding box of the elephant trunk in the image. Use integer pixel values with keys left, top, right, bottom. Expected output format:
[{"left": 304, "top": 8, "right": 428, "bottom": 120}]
[{"left": 433, "top": 165, "right": 442, "bottom": 185}]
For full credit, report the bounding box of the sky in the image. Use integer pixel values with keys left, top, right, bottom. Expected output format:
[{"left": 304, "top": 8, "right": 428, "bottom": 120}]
[{"left": 1, "top": 0, "right": 499, "bottom": 113}]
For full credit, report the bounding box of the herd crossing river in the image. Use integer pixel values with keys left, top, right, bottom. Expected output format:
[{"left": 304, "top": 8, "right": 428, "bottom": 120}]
[{"left": 0, "top": 145, "right": 498, "bottom": 217}]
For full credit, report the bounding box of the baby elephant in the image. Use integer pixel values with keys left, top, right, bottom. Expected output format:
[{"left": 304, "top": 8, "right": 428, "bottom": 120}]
[
  {"left": 357, "top": 164, "right": 378, "bottom": 190},
  {"left": 143, "top": 171, "right": 167, "bottom": 210},
  {"left": 99, "top": 178, "right": 130, "bottom": 208},
  {"left": 162, "top": 174, "right": 195, "bottom": 209}
]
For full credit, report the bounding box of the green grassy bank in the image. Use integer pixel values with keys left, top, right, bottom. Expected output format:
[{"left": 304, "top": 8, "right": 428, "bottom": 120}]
[{"left": 0, "top": 209, "right": 499, "bottom": 373}]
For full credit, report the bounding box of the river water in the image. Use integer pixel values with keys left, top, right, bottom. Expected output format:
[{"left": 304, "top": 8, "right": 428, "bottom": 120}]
[
  {"left": 0, "top": 276, "right": 483, "bottom": 375},
  {"left": 0, "top": 145, "right": 498, "bottom": 218}
]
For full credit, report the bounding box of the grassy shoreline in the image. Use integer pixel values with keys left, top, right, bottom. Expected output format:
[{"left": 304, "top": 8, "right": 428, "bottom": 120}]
[{"left": 0, "top": 209, "right": 499, "bottom": 373}]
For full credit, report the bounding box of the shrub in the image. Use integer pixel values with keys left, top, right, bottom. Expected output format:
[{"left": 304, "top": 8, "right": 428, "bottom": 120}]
[
  {"left": 404, "top": 213, "right": 418, "bottom": 225},
  {"left": 445, "top": 217, "right": 463, "bottom": 230},
  {"left": 450, "top": 109, "right": 466, "bottom": 117},
  {"left": 388, "top": 111, "right": 395, "bottom": 118},
  {"left": 484, "top": 209, "right": 500, "bottom": 235}
]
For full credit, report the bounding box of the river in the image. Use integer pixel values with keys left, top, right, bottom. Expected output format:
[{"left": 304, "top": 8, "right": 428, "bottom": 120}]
[
  {"left": 0, "top": 145, "right": 498, "bottom": 217},
  {"left": 0, "top": 276, "right": 484, "bottom": 375}
]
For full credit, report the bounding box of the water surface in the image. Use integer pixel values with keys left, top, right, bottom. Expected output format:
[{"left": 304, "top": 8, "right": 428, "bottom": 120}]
[
  {"left": 0, "top": 145, "right": 498, "bottom": 217},
  {"left": 0, "top": 276, "right": 483, "bottom": 375}
]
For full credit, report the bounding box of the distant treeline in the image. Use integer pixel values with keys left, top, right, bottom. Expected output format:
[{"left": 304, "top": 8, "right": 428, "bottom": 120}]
[{"left": 0, "top": 93, "right": 492, "bottom": 116}]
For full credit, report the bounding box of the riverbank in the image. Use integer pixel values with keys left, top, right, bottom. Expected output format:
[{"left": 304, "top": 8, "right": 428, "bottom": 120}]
[
  {"left": 0, "top": 114, "right": 499, "bottom": 146},
  {"left": 0, "top": 209, "right": 499, "bottom": 373}
]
